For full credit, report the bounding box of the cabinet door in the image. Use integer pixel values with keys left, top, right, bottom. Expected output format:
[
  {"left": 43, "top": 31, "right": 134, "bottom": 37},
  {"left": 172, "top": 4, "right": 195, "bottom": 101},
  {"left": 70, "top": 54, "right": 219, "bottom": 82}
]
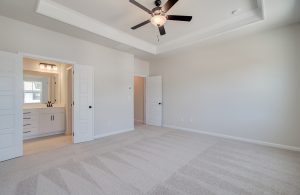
[
  {"left": 52, "top": 112, "right": 65, "bottom": 132},
  {"left": 39, "top": 113, "right": 53, "bottom": 132}
]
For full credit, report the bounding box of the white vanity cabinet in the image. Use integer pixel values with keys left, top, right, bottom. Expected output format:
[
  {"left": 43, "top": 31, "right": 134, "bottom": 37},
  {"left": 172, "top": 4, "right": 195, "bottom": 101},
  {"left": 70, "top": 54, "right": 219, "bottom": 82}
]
[
  {"left": 39, "top": 108, "right": 65, "bottom": 133},
  {"left": 23, "top": 107, "right": 65, "bottom": 140}
]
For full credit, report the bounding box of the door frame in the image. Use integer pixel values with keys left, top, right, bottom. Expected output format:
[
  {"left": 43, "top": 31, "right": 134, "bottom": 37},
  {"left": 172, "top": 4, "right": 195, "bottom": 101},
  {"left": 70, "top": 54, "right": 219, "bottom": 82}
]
[{"left": 18, "top": 52, "right": 77, "bottom": 146}]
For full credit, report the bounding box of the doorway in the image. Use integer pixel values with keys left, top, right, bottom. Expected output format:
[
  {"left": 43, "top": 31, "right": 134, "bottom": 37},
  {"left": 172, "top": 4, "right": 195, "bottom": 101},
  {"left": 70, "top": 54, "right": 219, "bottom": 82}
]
[
  {"left": 22, "top": 57, "right": 74, "bottom": 155},
  {"left": 0, "top": 51, "right": 95, "bottom": 162},
  {"left": 134, "top": 75, "right": 163, "bottom": 128},
  {"left": 134, "top": 76, "right": 145, "bottom": 127}
]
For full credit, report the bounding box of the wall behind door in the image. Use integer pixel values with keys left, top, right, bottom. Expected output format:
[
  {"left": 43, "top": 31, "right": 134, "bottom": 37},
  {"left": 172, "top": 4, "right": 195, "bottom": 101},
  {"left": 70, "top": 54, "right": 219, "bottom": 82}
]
[{"left": 0, "top": 15, "right": 134, "bottom": 137}]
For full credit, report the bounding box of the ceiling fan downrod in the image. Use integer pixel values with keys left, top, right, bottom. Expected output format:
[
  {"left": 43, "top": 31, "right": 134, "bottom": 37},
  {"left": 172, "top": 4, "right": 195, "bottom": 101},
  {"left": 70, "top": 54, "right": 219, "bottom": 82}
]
[{"left": 154, "top": 0, "right": 161, "bottom": 7}]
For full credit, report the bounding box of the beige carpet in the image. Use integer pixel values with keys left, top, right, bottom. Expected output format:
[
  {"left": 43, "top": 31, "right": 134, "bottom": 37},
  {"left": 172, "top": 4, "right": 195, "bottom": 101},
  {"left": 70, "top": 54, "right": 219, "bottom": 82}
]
[{"left": 0, "top": 125, "right": 300, "bottom": 194}]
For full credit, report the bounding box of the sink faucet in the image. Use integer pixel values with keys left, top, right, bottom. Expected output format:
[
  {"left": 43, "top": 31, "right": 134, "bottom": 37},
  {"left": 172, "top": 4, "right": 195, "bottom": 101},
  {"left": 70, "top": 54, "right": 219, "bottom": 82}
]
[{"left": 46, "top": 101, "right": 53, "bottom": 107}]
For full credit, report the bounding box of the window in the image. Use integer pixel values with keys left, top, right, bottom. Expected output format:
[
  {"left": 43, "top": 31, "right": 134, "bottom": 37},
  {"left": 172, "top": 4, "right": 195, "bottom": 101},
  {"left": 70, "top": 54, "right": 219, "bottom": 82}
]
[{"left": 24, "top": 81, "right": 42, "bottom": 103}]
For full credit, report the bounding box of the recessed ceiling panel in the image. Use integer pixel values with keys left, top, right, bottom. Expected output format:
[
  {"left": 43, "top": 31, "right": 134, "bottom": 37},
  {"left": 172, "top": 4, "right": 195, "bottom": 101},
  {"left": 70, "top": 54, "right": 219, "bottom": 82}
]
[{"left": 52, "top": 0, "right": 260, "bottom": 45}]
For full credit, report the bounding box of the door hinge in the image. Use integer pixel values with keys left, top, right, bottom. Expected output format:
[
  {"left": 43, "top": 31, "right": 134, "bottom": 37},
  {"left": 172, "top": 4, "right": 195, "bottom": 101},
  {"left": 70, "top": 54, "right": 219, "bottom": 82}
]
[
  {"left": 72, "top": 132, "right": 74, "bottom": 136},
  {"left": 73, "top": 70, "right": 74, "bottom": 75}
]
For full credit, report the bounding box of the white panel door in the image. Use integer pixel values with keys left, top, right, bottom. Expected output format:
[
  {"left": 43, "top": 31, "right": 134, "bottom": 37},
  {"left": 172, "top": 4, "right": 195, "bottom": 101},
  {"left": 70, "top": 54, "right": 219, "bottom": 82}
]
[
  {"left": 0, "top": 51, "right": 22, "bottom": 162},
  {"left": 73, "top": 64, "right": 94, "bottom": 143},
  {"left": 146, "top": 76, "right": 162, "bottom": 126}
]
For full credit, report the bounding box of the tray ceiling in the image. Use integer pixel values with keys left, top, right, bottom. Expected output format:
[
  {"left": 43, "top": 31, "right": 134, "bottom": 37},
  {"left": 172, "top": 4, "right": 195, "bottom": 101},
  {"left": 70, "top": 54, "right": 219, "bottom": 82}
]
[{"left": 36, "top": 0, "right": 264, "bottom": 54}]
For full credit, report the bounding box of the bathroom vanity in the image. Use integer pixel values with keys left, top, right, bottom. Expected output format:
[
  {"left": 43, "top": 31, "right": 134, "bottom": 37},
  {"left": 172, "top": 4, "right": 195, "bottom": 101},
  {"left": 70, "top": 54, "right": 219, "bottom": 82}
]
[
  {"left": 22, "top": 59, "right": 71, "bottom": 140},
  {"left": 23, "top": 106, "right": 65, "bottom": 140}
]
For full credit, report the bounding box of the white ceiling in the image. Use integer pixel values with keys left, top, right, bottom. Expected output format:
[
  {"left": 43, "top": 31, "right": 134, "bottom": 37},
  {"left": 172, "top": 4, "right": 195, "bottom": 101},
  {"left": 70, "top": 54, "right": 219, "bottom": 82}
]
[
  {"left": 35, "top": 0, "right": 263, "bottom": 54},
  {"left": 51, "top": 0, "right": 259, "bottom": 44},
  {"left": 0, "top": 0, "right": 299, "bottom": 58}
]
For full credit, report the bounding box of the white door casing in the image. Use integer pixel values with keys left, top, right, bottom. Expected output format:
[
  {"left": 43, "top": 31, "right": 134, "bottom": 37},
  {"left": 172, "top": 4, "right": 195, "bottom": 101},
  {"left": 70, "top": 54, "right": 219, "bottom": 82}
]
[
  {"left": 146, "top": 76, "right": 162, "bottom": 126},
  {"left": 73, "top": 64, "right": 94, "bottom": 143},
  {"left": 0, "top": 51, "right": 22, "bottom": 162}
]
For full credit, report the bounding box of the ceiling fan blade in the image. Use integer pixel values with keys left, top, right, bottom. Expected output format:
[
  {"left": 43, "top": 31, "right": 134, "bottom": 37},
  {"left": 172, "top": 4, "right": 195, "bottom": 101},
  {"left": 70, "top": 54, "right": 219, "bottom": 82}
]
[
  {"left": 131, "top": 20, "right": 150, "bottom": 30},
  {"left": 167, "top": 15, "right": 192, "bottom": 21},
  {"left": 162, "top": 0, "right": 179, "bottom": 13},
  {"left": 129, "top": 0, "right": 152, "bottom": 14},
  {"left": 158, "top": 25, "right": 166, "bottom": 35}
]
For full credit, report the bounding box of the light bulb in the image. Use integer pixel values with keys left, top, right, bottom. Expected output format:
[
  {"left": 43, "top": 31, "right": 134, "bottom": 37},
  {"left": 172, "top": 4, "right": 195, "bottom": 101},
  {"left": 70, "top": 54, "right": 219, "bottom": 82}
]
[
  {"left": 53, "top": 66, "right": 58, "bottom": 71},
  {"left": 39, "top": 64, "right": 46, "bottom": 69},
  {"left": 47, "top": 65, "right": 51, "bottom": 70},
  {"left": 151, "top": 15, "right": 167, "bottom": 26}
]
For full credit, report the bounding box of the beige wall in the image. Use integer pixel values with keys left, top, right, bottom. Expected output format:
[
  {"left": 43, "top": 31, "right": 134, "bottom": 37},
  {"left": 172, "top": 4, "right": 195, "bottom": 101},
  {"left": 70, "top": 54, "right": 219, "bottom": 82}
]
[
  {"left": 150, "top": 23, "right": 300, "bottom": 148},
  {"left": 134, "top": 76, "right": 145, "bottom": 123}
]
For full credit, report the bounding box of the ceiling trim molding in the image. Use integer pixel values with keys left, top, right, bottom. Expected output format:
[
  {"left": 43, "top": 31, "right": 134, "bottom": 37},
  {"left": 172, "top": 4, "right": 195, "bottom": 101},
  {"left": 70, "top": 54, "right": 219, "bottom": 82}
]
[
  {"left": 158, "top": 7, "right": 264, "bottom": 53},
  {"left": 36, "top": 0, "right": 157, "bottom": 54},
  {"left": 36, "top": 0, "right": 264, "bottom": 55}
]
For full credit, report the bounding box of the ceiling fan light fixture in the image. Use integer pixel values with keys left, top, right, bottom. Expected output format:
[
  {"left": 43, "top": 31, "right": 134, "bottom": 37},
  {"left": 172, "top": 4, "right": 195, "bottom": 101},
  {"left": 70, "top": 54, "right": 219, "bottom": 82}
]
[
  {"left": 130, "top": 0, "right": 192, "bottom": 36},
  {"left": 151, "top": 14, "right": 166, "bottom": 26}
]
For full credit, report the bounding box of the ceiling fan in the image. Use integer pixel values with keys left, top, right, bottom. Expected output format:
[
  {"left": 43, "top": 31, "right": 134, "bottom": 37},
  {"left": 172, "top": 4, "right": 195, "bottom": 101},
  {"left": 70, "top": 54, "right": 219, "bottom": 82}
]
[{"left": 129, "top": 0, "right": 192, "bottom": 36}]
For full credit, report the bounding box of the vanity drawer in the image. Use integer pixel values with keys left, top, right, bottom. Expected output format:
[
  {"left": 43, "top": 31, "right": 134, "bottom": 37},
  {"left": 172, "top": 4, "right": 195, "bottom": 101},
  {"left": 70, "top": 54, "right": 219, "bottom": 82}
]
[
  {"left": 23, "top": 109, "right": 38, "bottom": 115},
  {"left": 23, "top": 114, "right": 38, "bottom": 121},
  {"left": 23, "top": 110, "right": 38, "bottom": 127},
  {"left": 23, "top": 120, "right": 38, "bottom": 129},
  {"left": 23, "top": 127, "right": 39, "bottom": 139}
]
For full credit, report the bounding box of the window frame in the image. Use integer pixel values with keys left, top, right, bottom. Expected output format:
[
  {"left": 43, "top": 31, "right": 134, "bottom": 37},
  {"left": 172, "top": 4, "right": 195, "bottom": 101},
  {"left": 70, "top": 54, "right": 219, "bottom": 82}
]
[{"left": 23, "top": 79, "right": 43, "bottom": 104}]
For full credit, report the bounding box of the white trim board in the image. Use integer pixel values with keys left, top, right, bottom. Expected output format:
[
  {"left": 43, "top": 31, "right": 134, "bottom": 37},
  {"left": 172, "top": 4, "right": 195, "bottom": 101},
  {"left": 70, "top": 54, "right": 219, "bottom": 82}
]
[
  {"left": 94, "top": 129, "right": 134, "bottom": 140},
  {"left": 19, "top": 52, "right": 76, "bottom": 65},
  {"left": 164, "top": 125, "right": 300, "bottom": 152}
]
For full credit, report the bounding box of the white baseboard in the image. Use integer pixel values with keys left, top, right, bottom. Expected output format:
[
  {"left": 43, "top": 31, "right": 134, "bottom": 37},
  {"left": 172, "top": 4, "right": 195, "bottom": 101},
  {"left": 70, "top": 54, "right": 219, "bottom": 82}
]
[
  {"left": 163, "top": 125, "right": 300, "bottom": 152},
  {"left": 94, "top": 128, "right": 134, "bottom": 139}
]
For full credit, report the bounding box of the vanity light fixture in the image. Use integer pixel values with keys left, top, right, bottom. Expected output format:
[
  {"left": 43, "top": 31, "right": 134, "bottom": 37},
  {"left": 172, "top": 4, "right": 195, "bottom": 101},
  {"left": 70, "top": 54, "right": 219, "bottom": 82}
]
[
  {"left": 39, "top": 64, "right": 46, "bottom": 69},
  {"left": 39, "top": 63, "right": 58, "bottom": 71}
]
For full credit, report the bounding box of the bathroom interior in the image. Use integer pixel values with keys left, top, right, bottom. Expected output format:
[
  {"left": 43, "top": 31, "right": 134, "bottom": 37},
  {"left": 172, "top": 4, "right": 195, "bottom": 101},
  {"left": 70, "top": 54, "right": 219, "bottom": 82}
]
[{"left": 22, "top": 57, "right": 73, "bottom": 155}]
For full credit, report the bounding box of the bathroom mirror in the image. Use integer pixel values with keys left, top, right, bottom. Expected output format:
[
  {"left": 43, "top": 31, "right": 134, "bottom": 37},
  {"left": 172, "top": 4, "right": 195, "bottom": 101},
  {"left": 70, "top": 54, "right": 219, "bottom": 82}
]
[{"left": 23, "top": 71, "right": 58, "bottom": 104}]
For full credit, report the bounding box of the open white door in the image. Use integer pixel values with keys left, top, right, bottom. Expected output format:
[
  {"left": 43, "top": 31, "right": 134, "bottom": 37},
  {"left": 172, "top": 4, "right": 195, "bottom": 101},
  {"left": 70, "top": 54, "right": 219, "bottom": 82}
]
[
  {"left": 73, "top": 64, "right": 94, "bottom": 144},
  {"left": 146, "top": 76, "right": 162, "bottom": 126},
  {"left": 0, "top": 51, "right": 22, "bottom": 162}
]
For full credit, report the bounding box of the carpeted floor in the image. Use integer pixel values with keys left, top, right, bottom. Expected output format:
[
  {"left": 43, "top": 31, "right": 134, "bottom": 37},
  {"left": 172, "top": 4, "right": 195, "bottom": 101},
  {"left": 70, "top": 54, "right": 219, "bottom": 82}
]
[{"left": 0, "top": 125, "right": 300, "bottom": 194}]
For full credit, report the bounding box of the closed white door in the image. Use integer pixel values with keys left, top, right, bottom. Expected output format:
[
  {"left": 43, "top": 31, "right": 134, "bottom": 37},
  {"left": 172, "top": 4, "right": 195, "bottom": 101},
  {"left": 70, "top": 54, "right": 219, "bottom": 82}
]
[
  {"left": 73, "top": 64, "right": 94, "bottom": 143},
  {"left": 0, "top": 51, "right": 22, "bottom": 162},
  {"left": 146, "top": 76, "right": 162, "bottom": 126}
]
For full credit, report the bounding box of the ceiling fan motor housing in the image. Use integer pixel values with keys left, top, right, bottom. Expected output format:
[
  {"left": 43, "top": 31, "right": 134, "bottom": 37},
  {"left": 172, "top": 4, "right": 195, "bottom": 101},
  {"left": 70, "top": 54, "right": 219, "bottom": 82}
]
[{"left": 152, "top": 7, "right": 163, "bottom": 15}]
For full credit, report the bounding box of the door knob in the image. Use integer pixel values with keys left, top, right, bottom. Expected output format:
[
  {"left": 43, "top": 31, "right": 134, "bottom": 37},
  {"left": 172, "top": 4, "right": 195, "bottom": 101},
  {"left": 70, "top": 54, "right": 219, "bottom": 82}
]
[
  {"left": 89, "top": 106, "right": 92, "bottom": 109},
  {"left": 158, "top": 102, "right": 162, "bottom": 105}
]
